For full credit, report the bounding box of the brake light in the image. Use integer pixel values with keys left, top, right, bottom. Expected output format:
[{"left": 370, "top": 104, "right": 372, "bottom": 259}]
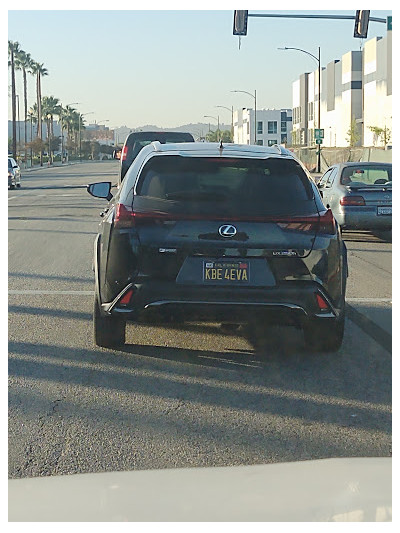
[
  {"left": 114, "top": 204, "right": 169, "bottom": 228},
  {"left": 120, "top": 145, "right": 128, "bottom": 162},
  {"left": 276, "top": 209, "right": 336, "bottom": 235},
  {"left": 340, "top": 196, "right": 365, "bottom": 206}
]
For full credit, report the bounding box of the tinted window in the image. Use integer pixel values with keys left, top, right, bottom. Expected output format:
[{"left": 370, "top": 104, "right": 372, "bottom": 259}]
[
  {"left": 340, "top": 165, "right": 392, "bottom": 186},
  {"left": 136, "top": 156, "right": 316, "bottom": 217},
  {"left": 8, "top": 159, "right": 13, "bottom": 169},
  {"left": 326, "top": 167, "right": 338, "bottom": 187},
  {"left": 319, "top": 169, "right": 333, "bottom": 187}
]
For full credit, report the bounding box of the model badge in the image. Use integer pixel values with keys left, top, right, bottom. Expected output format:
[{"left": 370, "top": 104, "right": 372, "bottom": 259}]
[
  {"left": 219, "top": 224, "right": 237, "bottom": 237},
  {"left": 272, "top": 250, "right": 298, "bottom": 257}
]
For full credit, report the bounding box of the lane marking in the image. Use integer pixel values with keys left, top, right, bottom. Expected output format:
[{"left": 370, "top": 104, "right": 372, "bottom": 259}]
[
  {"left": 347, "top": 298, "right": 392, "bottom": 303},
  {"left": 8, "top": 290, "right": 94, "bottom": 295},
  {"left": 8, "top": 196, "right": 17, "bottom": 201}
]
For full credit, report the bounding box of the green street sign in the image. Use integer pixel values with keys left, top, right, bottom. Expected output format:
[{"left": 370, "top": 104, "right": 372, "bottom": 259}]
[
  {"left": 315, "top": 139, "right": 323, "bottom": 145},
  {"left": 387, "top": 16, "right": 392, "bottom": 31},
  {"left": 315, "top": 128, "right": 324, "bottom": 140}
]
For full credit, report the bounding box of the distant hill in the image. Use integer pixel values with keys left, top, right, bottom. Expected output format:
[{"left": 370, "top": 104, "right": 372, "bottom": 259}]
[{"left": 115, "top": 122, "right": 231, "bottom": 141}]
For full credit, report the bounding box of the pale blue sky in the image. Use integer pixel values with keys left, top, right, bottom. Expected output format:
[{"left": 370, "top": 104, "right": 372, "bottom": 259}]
[{"left": 8, "top": 4, "right": 393, "bottom": 129}]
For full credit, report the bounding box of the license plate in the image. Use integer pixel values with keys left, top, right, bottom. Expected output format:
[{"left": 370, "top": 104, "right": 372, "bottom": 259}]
[
  {"left": 203, "top": 261, "right": 250, "bottom": 284},
  {"left": 377, "top": 206, "right": 392, "bottom": 216}
]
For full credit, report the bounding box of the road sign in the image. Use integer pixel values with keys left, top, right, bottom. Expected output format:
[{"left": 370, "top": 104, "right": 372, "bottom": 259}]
[
  {"left": 387, "top": 16, "right": 392, "bottom": 31},
  {"left": 315, "top": 129, "right": 324, "bottom": 140},
  {"left": 315, "top": 139, "right": 323, "bottom": 145}
]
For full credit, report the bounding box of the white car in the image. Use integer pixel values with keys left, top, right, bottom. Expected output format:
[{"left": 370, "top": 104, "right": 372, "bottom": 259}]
[{"left": 8, "top": 157, "right": 21, "bottom": 189}]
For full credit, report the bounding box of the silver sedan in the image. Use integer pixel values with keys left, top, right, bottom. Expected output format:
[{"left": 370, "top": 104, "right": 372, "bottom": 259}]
[
  {"left": 317, "top": 161, "right": 391, "bottom": 231},
  {"left": 8, "top": 157, "right": 21, "bottom": 189}
]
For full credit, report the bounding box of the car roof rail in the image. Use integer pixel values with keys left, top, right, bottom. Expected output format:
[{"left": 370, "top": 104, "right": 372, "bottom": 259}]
[{"left": 151, "top": 141, "right": 163, "bottom": 151}]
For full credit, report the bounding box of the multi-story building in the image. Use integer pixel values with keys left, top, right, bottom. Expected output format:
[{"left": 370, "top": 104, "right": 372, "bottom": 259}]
[
  {"left": 292, "top": 27, "right": 391, "bottom": 148},
  {"left": 233, "top": 108, "right": 292, "bottom": 146}
]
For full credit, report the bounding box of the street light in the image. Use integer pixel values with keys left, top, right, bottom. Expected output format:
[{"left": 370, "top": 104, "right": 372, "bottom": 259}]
[
  {"left": 278, "top": 46, "right": 321, "bottom": 172},
  {"left": 79, "top": 112, "right": 94, "bottom": 161},
  {"left": 231, "top": 89, "right": 257, "bottom": 144},
  {"left": 215, "top": 105, "right": 234, "bottom": 141},
  {"left": 204, "top": 115, "right": 220, "bottom": 140}
]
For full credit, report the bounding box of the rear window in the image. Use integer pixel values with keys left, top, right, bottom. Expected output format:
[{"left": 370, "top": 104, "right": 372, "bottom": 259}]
[
  {"left": 136, "top": 156, "right": 316, "bottom": 216},
  {"left": 126, "top": 133, "right": 194, "bottom": 162},
  {"left": 340, "top": 165, "right": 392, "bottom": 186}
]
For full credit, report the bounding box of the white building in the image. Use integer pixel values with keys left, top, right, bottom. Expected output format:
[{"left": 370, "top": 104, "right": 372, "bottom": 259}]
[
  {"left": 292, "top": 27, "right": 392, "bottom": 148},
  {"left": 233, "top": 108, "right": 292, "bottom": 146}
]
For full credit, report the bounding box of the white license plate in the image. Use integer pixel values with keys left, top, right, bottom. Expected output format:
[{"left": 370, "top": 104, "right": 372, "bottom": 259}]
[{"left": 377, "top": 206, "right": 392, "bottom": 216}]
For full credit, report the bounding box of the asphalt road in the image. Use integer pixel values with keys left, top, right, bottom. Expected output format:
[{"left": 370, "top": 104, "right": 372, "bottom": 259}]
[{"left": 8, "top": 161, "right": 392, "bottom": 479}]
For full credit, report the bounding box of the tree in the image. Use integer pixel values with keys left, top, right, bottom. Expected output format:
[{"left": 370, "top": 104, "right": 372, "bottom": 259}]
[
  {"left": 206, "top": 129, "right": 232, "bottom": 142},
  {"left": 8, "top": 40, "right": 21, "bottom": 159},
  {"left": 346, "top": 117, "right": 361, "bottom": 147},
  {"left": 30, "top": 61, "right": 48, "bottom": 165},
  {"left": 42, "top": 96, "right": 61, "bottom": 163},
  {"left": 368, "top": 125, "right": 391, "bottom": 148},
  {"left": 26, "top": 137, "right": 46, "bottom": 159},
  {"left": 15, "top": 49, "right": 34, "bottom": 164}
]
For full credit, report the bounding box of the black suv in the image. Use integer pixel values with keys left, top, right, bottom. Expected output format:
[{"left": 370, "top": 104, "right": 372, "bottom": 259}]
[
  {"left": 118, "top": 131, "right": 194, "bottom": 183},
  {"left": 88, "top": 142, "right": 347, "bottom": 352}
]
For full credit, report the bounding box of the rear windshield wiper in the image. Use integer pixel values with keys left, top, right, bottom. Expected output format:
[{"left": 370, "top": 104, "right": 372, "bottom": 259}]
[{"left": 165, "top": 191, "right": 227, "bottom": 201}]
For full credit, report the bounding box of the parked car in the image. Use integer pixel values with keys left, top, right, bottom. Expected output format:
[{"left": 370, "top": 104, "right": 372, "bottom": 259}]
[
  {"left": 118, "top": 131, "right": 195, "bottom": 183},
  {"left": 8, "top": 157, "right": 21, "bottom": 189},
  {"left": 317, "top": 162, "right": 392, "bottom": 231},
  {"left": 87, "top": 142, "right": 348, "bottom": 352}
]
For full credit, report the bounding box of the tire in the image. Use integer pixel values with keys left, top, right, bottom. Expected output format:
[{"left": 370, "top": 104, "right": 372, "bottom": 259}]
[
  {"left": 303, "top": 314, "right": 345, "bottom": 353},
  {"left": 94, "top": 295, "right": 126, "bottom": 348},
  {"left": 16, "top": 183, "right": 21, "bottom": 188}
]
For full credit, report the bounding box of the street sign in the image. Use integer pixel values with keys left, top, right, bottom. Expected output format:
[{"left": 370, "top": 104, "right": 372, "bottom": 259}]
[
  {"left": 387, "top": 16, "right": 392, "bottom": 31},
  {"left": 315, "top": 139, "right": 323, "bottom": 145},
  {"left": 315, "top": 129, "right": 324, "bottom": 140}
]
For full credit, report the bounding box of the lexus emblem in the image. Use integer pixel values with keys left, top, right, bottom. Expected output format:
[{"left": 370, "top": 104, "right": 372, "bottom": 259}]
[{"left": 219, "top": 224, "right": 237, "bottom": 237}]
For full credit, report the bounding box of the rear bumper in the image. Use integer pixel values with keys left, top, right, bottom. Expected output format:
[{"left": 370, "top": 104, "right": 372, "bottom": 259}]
[
  {"left": 102, "top": 281, "right": 343, "bottom": 324},
  {"left": 335, "top": 207, "right": 392, "bottom": 230}
]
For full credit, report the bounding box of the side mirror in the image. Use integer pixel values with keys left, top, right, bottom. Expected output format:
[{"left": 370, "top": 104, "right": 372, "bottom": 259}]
[{"left": 87, "top": 182, "right": 113, "bottom": 201}]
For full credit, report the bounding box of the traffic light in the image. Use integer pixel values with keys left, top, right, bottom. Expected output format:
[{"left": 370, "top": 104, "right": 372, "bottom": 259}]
[
  {"left": 233, "top": 10, "right": 248, "bottom": 36},
  {"left": 354, "top": 10, "right": 370, "bottom": 38}
]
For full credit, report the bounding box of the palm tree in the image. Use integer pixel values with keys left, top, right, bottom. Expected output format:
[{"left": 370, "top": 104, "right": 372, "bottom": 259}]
[
  {"left": 30, "top": 61, "right": 48, "bottom": 165},
  {"left": 15, "top": 49, "right": 34, "bottom": 165},
  {"left": 8, "top": 40, "right": 21, "bottom": 160},
  {"left": 27, "top": 108, "right": 36, "bottom": 166},
  {"left": 42, "top": 96, "right": 61, "bottom": 163}
]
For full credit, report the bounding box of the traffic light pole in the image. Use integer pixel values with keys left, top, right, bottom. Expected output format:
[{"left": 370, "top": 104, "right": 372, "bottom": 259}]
[{"left": 318, "top": 46, "right": 321, "bottom": 173}]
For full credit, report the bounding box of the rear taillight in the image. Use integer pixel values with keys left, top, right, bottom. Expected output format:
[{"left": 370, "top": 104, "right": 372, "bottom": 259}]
[
  {"left": 114, "top": 203, "right": 134, "bottom": 228},
  {"left": 120, "top": 145, "right": 128, "bottom": 162},
  {"left": 340, "top": 196, "right": 365, "bottom": 206},
  {"left": 114, "top": 204, "right": 168, "bottom": 229},
  {"left": 276, "top": 209, "right": 336, "bottom": 235},
  {"left": 317, "top": 209, "right": 336, "bottom": 235}
]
